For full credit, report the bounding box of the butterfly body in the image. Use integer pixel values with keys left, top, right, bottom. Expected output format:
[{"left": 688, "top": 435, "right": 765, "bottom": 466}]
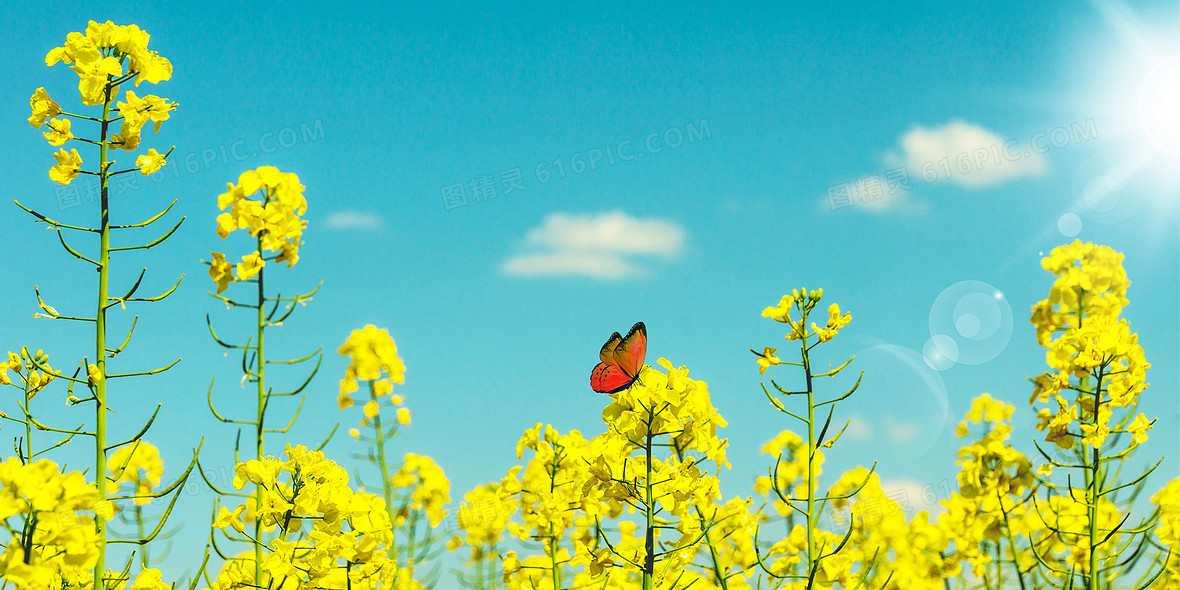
[{"left": 590, "top": 321, "right": 647, "bottom": 393}]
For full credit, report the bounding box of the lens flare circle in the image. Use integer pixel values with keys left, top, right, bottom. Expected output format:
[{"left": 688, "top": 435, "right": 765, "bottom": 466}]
[
  {"left": 923, "top": 335, "right": 958, "bottom": 371},
  {"left": 929, "top": 281, "right": 1013, "bottom": 366},
  {"left": 1057, "top": 212, "right": 1082, "bottom": 237}
]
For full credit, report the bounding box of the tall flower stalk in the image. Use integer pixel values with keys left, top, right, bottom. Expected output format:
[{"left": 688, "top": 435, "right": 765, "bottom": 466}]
[
  {"left": 201, "top": 166, "right": 324, "bottom": 587},
  {"left": 1027, "top": 241, "right": 1164, "bottom": 589},
  {"left": 753, "top": 289, "right": 887, "bottom": 589},
  {"left": 337, "top": 324, "right": 453, "bottom": 587},
  {"left": 21, "top": 20, "right": 196, "bottom": 590}
]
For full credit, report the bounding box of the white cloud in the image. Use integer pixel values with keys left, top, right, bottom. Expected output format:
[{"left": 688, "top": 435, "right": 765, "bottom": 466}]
[
  {"left": 503, "top": 211, "right": 685, "bottom": 279},
  {"left": 325, "top": 211, "right": 383, "bottom": 230},
  {"left": 502, "top": 251, "right": 642, "bottom": 279},
  {"left": 823, "top": 120, "right": 1049, "bottom": 215},
  {"left": 886, "top": 420, "right": 920, "bottom": 444},
  {"left": 845, "top": 415, "right": 873, "bottom": 441},
  {"left": 891, "top": 120, "right": 1048, "bottom": 188}
]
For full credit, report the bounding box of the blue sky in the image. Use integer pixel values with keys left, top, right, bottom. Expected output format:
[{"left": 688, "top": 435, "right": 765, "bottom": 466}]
[{"left": 3, "top": 0, "right": 1179, "bottom": 585}]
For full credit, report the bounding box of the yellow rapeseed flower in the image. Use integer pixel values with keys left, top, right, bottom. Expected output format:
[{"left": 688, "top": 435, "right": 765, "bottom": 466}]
[
  {"left": 48, "top": 148, "right": 83, "bottom": 185},
  {"left": 28, "top": 88, "right": 61, "bottom": 127},
  {"left": 135, "top": 148, "right": 166, "bottom": 175}
]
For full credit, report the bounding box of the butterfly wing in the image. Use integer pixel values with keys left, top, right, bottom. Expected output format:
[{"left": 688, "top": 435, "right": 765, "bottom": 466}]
[
  {"left": 599, "top": 331, "right": 623, "bottom": 363},
  {"left": 610, "top": 322, "right": 647, "bottom": 378},
  {"left": 591, "top": 361, "right": 636, "bottom": 393}
]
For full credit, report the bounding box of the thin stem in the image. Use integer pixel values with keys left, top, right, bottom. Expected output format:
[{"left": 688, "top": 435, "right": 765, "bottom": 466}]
[
  {"left": 643, "top": 424, "right": 655, "bottom": 590},
  {"left": 94, "top": 78, "right": 114, "bottom": 590},
  {"left": 23, "top": 385, "right": 33, "bottom": 464},
  {"left": 370, "top": 379, "right": 398, "bottom": 582},
  {"left": 801, "top": 304, "right": 818, "bottom": 587},
  {"left": 254, "top": 235, "right": 266, "bottom": 590},
  {"left": 137, "top": 504, "right": 149, "bottom": 568}
]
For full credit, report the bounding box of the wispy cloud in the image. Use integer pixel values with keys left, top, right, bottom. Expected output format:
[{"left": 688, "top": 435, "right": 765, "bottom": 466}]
[
  {"left": 845, "top": 415, "right": 873, "bottom": 441},
  {"left": 325, "top": 211, "right": 383, "bottom": 230},
  {"left": 822, "top": 119, "right": 1050, "bottom": 215},
  {"left": 503, "top": 211, "right": 685, "bottom": 279},
  {"left": 890, "top": 120, "right": 1048, "bottom": 188},
  {"left": 886, "top": 419, "right": 920, "bottom": 444}
]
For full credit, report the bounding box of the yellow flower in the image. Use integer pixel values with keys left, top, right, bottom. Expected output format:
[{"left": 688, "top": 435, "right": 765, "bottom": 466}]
[
  {"left": 213, "top": 504, "right": 247, "bottom": 534},
  {"left": 396, "top": 407, "right": 412, "bottom": 426},
  {"left": 129, "top": 568, "right": 170, "bottom": 590},
  {"left": 42, "top": 118, "right": 73, "bottom": 146},
  {"left": 28, "top": 88, "right": 62, "bottom": 127},
  {"left": 107, "top": 441, "right": 164, "bottom": 504},
  {"left": 208, "top": 252, "right": 234, "bottom": 293},
  {"left": 965, "top": 393, "right": 1014, "bottom": 423},
  {"left": 87, "top": 363, "right": 103, "bottom": 386},
  {"left": 363, "top": 400, "right": 379, "bottom": 419},
  {"left": 45, "top": 31, "right": 99, "bottom": 67},
  {"left": 70, "top": 51, "right": 124, "bottom": 106},
  {"left": 754, "top": 347, "right": 780, "bottom": 375},
  {"left": 338, "top": 325, "right": 406, "bottom": 385},
  {"left": 235, "top": 251, "right": 265, "bottom": 280},
  {"left": 501, "top": 551, "right": 522, "bottom": 582},
  {"left": 762, "top": 294, "right": 794, "bottom": 322},
  {"left": 111, "top": 129, "right": 141, "bottom": 151},
  {"left": 49, "top": 148, "right": 83, "bottom": 185},
  {"left": 214, "top": 167, "right": 308, "bottom": 266},
  {"left": 135, "top": 148, "right": 166, "bottom": 175},
  {"left": 1126, "top": 413, "right": 1153, "bottom": 448}
]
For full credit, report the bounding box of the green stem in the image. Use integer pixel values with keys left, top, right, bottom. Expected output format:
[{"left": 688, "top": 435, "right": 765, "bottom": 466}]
[
  {"left": 94, "top": 80, "right": 113, "bottom": 590},
  {"left": 643, "top": 423, "right": 655, "bottom": 590},
  {"left": 801, "top": 305, "right": 817, "bottom": 587},
  {"left": 548, "top": 522, "right": 560, "bottom": 590},
  {"left": 697, "top": 505, "right": 729, "bottom": 589},
  {"left": 254, "top": 239, "right": 266, "bottom": 590},
  {"left": 23, "top": 390, "right": 33, "bottom": 464},
  {"left": 136, "top": 504, "right": 148, "bottom": 568},
  {"left": 370, "top": 380, "right": 398, "bottom": 581},
  {"left": 997, "top": 488, "right": 1027, "bottom": 590},
  {"left": 1087, "top": 374, "right": 1102, "bottom": 590}
]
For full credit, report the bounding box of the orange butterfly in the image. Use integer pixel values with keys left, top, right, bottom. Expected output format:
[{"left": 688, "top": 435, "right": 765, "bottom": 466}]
[{"left": 590, "top": 322, "right": 647, "bottom": 393}]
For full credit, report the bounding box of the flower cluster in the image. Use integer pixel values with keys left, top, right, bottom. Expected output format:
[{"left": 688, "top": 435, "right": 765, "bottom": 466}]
[
  {"left": 824, "top": 467, "right": 953, "bottom": 590},
  {"left": 453, "top": 479, "right": 519, "bottom": 561},
  {"left": 114, "top": 91, "right": 176, "bottom": 154},
  {"left": 208, "top": 167, "right": 307, "bottom": 292},
  {"left": 761, "top": 288, "right": 850, "bottom": 343},
  {"left": 209, "top": 444, "right": 396, "bottom": 590},
  {"left": 0, "top": 349, "right": 58, "bottom": 398},
  {"left": 1151, "top": 478, "right": 1180, "bottom": 589},
  {"left": 34, "top": 21, "right": 175, "bottom": 185},
  {"left": 497, "top": 424, "right": 620, "bottom": 589},
  {"left": 107, "top": 441, "right": 164, "bottom": 506},
  {"left": 754, "top": 429, "right": 824, "bottom": 516},
  {"left": 337, "top": 324, "right": 406, "bottom": 412},
  {"left": 45, "top": 21, "right": 172, "bottom": 104},
  {"left": 939, "top": 395, "right": 1039, "bottom": 580},
  {"left": 0, "top": 459, "right": 105, "bottom": 590},
  {"left": 390, "top": 453, "right": 451, "bottom": 528},
  {"left": 601, "top": 359, "right": 730, "bottom": 470},
  {"left": 1028, "top": 241, "right": 1153, "bottom": 450}
]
